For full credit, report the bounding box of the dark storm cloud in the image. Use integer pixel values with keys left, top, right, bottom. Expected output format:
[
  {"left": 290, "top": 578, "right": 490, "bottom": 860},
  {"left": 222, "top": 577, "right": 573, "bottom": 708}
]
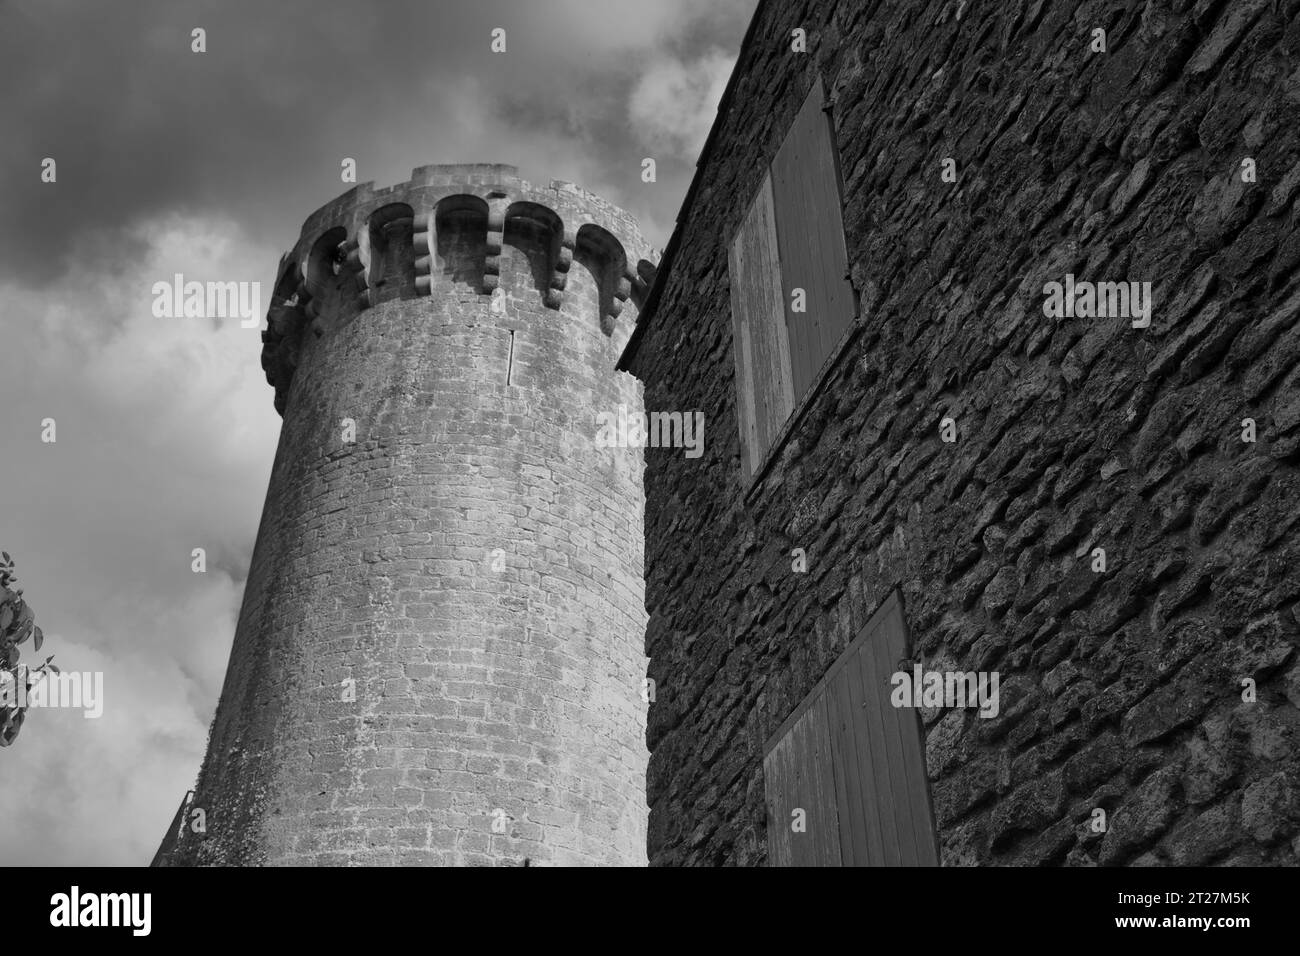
[{"left": 1, "top": 0, "right": 756, "bottom": 289}]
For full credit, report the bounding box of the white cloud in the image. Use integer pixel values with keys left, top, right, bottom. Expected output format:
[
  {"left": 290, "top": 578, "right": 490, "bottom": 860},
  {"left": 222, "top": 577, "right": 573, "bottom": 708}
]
[
  {"left": 0, "top": 214, "right": 279, "bottom": 864},
  {"left": 629, "top": 48, "right": 735, "bottom": 159}
]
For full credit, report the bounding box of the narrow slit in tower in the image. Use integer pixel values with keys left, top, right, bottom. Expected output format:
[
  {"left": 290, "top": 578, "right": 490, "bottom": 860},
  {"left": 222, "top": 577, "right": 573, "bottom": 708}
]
[{"left": 506, "top": 329, "right": 516, "bottom": 385}]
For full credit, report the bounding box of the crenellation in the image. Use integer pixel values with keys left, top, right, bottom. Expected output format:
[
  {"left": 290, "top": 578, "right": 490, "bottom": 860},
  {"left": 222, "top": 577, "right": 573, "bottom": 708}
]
[{"left": 261, "top": 166, "right": 656, "bottom": 415}]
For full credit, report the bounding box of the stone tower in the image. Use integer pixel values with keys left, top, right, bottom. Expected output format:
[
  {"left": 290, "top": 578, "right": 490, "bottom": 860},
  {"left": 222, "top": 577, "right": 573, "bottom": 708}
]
[{"left": 157, "top": 164, "right": 657, "bottom": 866}]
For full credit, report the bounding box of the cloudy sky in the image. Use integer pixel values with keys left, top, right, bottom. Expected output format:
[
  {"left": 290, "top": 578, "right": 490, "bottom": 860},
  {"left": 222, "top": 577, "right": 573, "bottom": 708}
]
[{"left": 0, "top": 0, "right": 756, "bottom": 866}]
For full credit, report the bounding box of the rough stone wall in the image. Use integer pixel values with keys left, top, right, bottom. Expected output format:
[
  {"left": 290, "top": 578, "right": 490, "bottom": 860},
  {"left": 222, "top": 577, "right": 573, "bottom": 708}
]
[
  {"left": 627, "top": 0, "right": 1300, "bottom": 865},
  {"left": 165, "top": 167, "right": 653, "bottom": 866}
]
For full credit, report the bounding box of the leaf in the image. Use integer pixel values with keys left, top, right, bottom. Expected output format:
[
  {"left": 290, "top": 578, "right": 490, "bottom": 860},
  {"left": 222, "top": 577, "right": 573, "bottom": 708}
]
[
  {"left": 33, "top": 626, "right": 42, "bottom": 652},
  {"left": 47, "top": 664, "right": 60, "bottom": 675},
  {"left": 1, "top": 552, "right": 9, "bottom": 563}
]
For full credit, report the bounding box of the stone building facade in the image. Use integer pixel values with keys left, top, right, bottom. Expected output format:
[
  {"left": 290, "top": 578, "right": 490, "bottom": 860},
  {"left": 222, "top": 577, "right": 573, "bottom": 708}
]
[
  {"left": 621, "top": 0, "right": 1300, "bottom": 865},
  {"left": 156, "top": 164, "right": 657, "bottom": 866}
]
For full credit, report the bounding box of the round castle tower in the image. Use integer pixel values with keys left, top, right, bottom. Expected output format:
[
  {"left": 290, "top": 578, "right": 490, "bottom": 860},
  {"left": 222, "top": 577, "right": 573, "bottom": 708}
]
[{"left": 163, "top": 164, "right": 657, "bottom": 866}]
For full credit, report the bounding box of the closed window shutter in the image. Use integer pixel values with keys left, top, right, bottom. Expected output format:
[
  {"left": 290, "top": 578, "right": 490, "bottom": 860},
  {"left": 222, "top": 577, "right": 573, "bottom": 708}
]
[
  {"left": 729, "top": 172, "right": 796, "bottom": 478},
  {"left": 763, "top": 592, "right": 939, "bottom": 866},
  {"left": 770, "top": 79, "right": 856, "bottom": 400},
  {"left": 729, "top": 77, "right": 856, "bottom": 479}
]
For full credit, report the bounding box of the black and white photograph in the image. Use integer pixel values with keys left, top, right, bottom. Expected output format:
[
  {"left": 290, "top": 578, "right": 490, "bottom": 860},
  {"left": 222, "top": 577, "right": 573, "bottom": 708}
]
[{"left": 2, "top": 0, "right": 1295, "bottom": 936}]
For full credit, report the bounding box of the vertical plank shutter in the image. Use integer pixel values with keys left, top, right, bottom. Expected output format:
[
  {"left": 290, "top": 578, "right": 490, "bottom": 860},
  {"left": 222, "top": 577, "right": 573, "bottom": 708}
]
[
  {"left": 764, "top": 592, "right": 939, "bottom": 866},
  {"left": 763, "top": 695, "right": 842, "bottom": 866},
  {"left": 729, "top": 172, "right": 796, "bottom": 478},
  {"left": 770, "top": 79, "right": 856, "bottom": 400}
]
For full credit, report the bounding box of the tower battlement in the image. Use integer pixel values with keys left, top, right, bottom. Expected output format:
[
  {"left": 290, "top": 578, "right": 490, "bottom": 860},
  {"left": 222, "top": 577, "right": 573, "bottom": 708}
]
[{"left": 262, "top": 164, "right": 659, "bottom": 414}]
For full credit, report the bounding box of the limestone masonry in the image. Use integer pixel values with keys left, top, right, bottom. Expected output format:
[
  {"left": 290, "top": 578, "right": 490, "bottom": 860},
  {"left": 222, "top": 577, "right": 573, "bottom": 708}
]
[{"left": 155, "top": 164, "right": 657, "bottom": 866}]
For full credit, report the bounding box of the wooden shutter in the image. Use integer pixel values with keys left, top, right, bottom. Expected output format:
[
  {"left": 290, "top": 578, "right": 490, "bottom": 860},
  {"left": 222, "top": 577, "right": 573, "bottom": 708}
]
[
  {"left": 764, "top": 592, "right": 939, "bottom": 867},
  {"left": 729, "top": 172, "right": 796, "bottom": 478},
  {"left": 764, "top": 695, "right": 841, "bottom": 866},
  {"left": 770, "top": 79, "right": 856, "bottom": 400}
]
